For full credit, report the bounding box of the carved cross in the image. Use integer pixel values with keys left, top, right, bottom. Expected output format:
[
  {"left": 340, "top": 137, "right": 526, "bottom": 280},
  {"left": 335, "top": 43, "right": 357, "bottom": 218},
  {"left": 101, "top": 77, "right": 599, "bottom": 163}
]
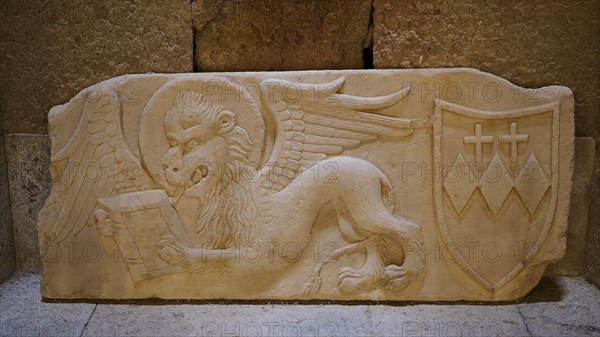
[
  {"left": 464, "top": 123, "right": 494, "bottom": 165},
  {"left": 499, "top": 122, "right": 528, "bottom": 166}
]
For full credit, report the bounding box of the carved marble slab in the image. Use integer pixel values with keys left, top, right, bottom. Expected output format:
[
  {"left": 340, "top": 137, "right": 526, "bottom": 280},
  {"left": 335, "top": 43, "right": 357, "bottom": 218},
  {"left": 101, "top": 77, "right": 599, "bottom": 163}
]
[{"left": 38, "top": 69, "right": 574, "bottom": 301}]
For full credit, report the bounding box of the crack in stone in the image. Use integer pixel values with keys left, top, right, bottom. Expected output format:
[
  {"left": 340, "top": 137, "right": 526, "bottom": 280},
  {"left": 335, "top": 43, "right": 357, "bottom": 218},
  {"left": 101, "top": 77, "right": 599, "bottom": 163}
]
[
  {"left": 79, "top": 304, "right": 98, "bottom": 337},
  {"left": 516, "top": 305, "right": 534, "bottom": 337},
  {"left": 363, "top": 0, "right": 375, "bottom": 69}
]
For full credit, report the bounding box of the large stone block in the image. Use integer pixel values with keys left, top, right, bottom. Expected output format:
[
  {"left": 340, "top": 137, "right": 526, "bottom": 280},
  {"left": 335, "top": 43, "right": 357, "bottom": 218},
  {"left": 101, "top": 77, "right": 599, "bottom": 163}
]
[
  {"left": 0, "top": 0, "right": 193, "bottom": 134},
  {"left": 4, "top": 135, "right": 51, "bottom": 272},
  {"left": 192, "top": 0, "right": 372, "bottom": 71},
  {"left": 0, "top": 135, "right": 16, "bottom": 283},
  {"left": 546, "top": 137, "right": 596, "bottom": 276},
  {"left": 373, "top": 0, "right": 600, "bottom": 139},
  {"left": 39, "top": 69, "right": 573, "bottom": 301},
  {"left": 585, "top": 138, "right": 600, "bottom": 287}
]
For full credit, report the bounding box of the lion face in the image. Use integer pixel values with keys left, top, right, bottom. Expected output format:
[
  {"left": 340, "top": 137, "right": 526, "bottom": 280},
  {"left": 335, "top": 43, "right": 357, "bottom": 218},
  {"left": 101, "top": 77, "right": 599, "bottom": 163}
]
[
  {"left": 160, "top": 91, "right": 258, "bottom": 248},
  {"left": 161, "top": 124, "right": 228, "bottom": 200},
  {"left": 161, "top": 92, "right": 237, "bottom": 201}
]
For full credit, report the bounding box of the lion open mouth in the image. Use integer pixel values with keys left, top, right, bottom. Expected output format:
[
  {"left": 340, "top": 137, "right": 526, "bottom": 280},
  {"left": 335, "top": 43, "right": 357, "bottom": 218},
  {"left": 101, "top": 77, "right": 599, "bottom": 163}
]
[
  {"left": 166, "top": 165, "right": 211, "bottom": 203},
  {"left": 185, "top": 165, "right": 210, "bottom": 189}
]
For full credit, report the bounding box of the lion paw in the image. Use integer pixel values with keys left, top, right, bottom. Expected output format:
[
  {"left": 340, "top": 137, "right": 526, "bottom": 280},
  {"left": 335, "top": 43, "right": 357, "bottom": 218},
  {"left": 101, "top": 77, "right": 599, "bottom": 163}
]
[
  {"left": 337, "top": 267, "right": 380, "bottom": 293},
  {"left": 383, "top": 264, "right": 418, "bottom": 291},
  {"left": 157, "top": 235, "right": 193, "bottom": 268}
]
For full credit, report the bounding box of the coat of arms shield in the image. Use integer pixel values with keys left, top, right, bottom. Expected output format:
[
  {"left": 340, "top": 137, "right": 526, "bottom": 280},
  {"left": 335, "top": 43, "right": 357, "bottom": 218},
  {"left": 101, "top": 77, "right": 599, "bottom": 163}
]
[{"left": 433, "top": 99, "right": 559, "bottom": 292}]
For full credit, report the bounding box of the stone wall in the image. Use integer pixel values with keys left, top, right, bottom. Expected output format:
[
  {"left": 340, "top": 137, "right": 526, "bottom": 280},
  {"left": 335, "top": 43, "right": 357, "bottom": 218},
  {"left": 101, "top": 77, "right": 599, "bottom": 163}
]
[
  {"left": 373, "top": 0, "right": 599, "bottom": 139},
  {"left": 371, "top": 0, "right": 600, "bottom": 286},
  {"left": 0, "top": 0, "right": 598, "bottom": 286},
  {"left": 3, "top": 136, "right": 51, "bottom": 272},
  {"left": 192, "top": 0, "right": 372, "bottom": 71},
  {"left": 0, "top": 0, "right": 194, "bottom": 272},
  {"left": 585, "top": 138, "right": 600, "bottom": 286},
  {"left": 0, "top": 135, "right": 16, "bottom": 282},
  {"left": 0, "top": 0, "right": 193, "bottom": 135}
]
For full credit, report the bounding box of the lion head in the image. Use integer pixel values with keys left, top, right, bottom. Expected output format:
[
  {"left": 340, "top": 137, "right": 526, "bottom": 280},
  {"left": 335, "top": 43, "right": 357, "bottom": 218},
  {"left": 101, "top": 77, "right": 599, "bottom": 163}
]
[{"left": 161, "top": 91, "right": 258, "bottom": 249}]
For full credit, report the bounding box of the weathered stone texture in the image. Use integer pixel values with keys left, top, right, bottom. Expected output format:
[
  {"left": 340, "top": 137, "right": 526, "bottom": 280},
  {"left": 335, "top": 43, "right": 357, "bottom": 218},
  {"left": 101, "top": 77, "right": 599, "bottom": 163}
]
[
  {"left": 517, "top": 277, "right": 600, "bottom": 336},
  {"left": 4, "top": 135, "right": 51, "bottom": 272},
  {"left": 373, "top": 0, "right": 600, "bottom": 138},
  {"left": 585, "top": 138, "right": 600, "bottom": 287},
  {"left": 0, "top": 0, "right": 193, "bottom": 134},
  {"left": 192, "top": 0, "right": 372, "bottom": 71},
  {"left": 0, "top": 136, "right": 16, "bottom": 283},
  {"left": 0, "top": 273, "right": 96, "bottom": 336},
  {"left": 547, "top": 138, "right": 596, "bottom": 276}
]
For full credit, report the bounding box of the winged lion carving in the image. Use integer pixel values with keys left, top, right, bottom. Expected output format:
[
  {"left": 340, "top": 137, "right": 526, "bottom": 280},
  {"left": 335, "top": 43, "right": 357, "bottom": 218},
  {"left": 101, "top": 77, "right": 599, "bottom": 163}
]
[{"left": 41, "top": 76, "right": 430, "bottom": 295}]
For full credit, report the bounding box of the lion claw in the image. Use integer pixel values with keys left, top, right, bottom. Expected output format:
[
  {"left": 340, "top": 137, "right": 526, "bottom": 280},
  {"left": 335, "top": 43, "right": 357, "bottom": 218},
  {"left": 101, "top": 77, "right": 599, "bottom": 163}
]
[
  {"left": 383, "top": 264, "right": 417, "bottom": 291},
  {"left": 337, "top": 267, "right": 377, "bottom": 293}
]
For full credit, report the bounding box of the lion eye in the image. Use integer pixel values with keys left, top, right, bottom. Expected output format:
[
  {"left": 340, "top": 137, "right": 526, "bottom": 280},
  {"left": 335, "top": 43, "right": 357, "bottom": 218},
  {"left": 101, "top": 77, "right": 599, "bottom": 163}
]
[{"left": 170, "top": 140, "right": 178, "bottom": 147}]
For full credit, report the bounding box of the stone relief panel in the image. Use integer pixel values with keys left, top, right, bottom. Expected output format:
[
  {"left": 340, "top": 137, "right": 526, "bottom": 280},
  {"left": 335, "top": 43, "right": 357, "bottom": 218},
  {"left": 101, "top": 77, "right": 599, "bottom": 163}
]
[{"left": 38, "top": 70, "right": 574, "bottom": 300}]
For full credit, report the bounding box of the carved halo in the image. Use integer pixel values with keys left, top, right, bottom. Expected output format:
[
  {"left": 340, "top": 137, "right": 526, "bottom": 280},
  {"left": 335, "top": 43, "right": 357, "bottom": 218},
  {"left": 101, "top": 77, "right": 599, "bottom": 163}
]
[{"left": 138, "top": 76, "right": 266, "bottom": 188}]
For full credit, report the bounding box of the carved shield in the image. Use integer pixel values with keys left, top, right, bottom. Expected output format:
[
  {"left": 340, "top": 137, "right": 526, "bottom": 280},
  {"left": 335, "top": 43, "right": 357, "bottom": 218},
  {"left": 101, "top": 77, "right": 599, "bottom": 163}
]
[{"left": 433, "top": 99, "right": 559, "bottom": 291}]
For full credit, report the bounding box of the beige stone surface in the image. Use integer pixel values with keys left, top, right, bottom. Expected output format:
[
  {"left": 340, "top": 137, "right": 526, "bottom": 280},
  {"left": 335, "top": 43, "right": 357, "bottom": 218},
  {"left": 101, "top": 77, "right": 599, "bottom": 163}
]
[
  {"left": 0, "top": 0, "right": 193, "bottom": 134},
  {"left": 373, "top": 0, "right": 600, "bottom": 139},
  {"left": 0, "top": 135, "right": 16, "bottom": 283},
  {"left": 4, "top": 135, "right": 51, "bottom": 272},
  {"left": 547, "top": 137, "right": 596, "bottom": 276},
  {"left": 38, "top": 69, "right": 574, "bottom": 301},
  {"left": 585, "top": 138, "right": 600, "bottom": 287},
  {"left": 192, "top": 0, "right": 372, "bottom": 71}
]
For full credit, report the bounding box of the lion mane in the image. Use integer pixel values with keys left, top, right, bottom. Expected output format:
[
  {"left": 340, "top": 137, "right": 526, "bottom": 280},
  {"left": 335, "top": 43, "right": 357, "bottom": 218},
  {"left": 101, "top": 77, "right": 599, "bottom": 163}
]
[{"left": 175, "top": 91, "right": 258, "bottom": 249}]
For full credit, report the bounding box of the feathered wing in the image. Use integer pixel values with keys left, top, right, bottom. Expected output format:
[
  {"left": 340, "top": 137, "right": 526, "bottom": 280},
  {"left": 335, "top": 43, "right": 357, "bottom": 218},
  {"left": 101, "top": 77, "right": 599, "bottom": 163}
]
[
  {"left": 258, "top": 77, "right": 431, "bottom": 192},
  {"left": 41, "top": 86, "right": 155, "bottom": 244}
]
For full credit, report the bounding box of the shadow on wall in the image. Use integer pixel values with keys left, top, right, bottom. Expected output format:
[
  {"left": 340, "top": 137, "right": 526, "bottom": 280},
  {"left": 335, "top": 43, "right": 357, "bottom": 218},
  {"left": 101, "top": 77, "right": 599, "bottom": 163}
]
[{"left": 0, "top": 135, "right": 17, "bottom": 283}]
